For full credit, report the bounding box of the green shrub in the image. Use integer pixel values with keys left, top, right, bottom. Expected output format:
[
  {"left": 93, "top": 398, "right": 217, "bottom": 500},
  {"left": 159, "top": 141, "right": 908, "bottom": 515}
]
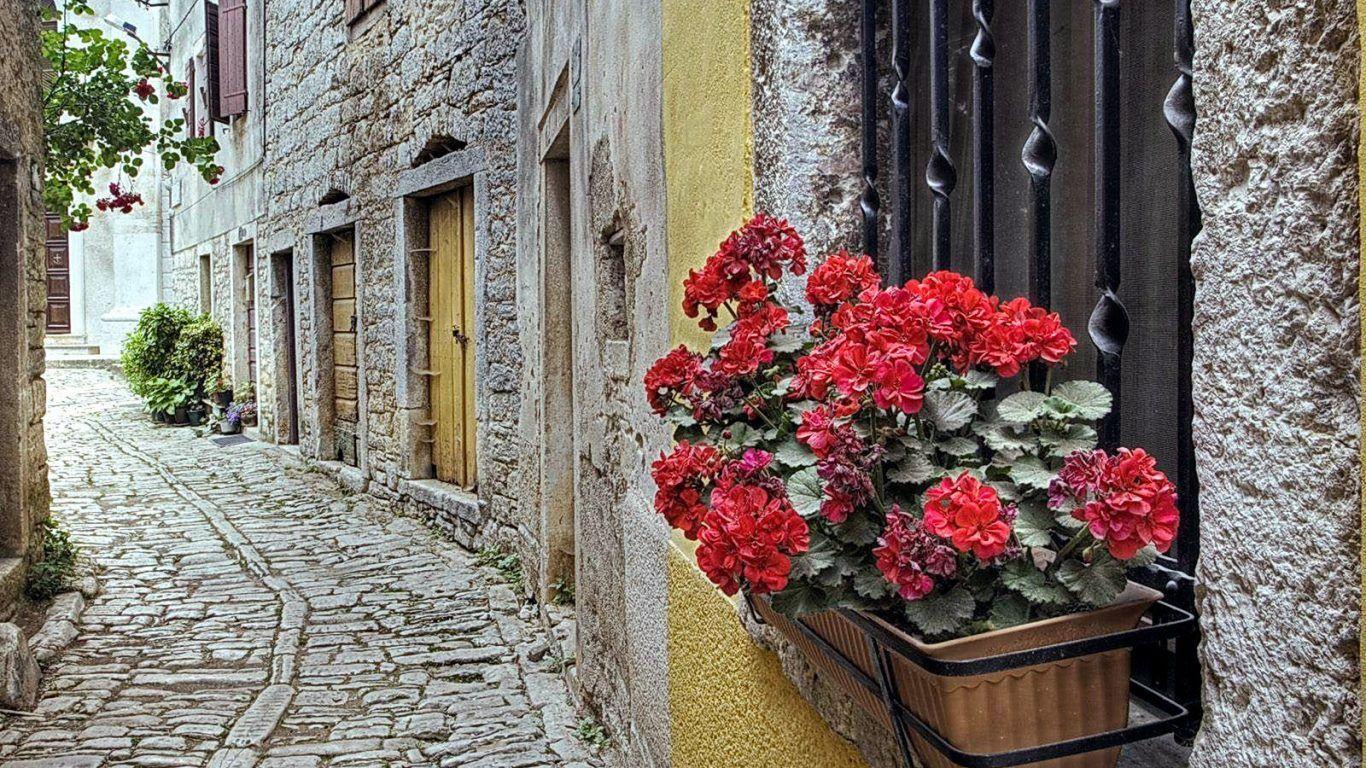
[
  {"left": 121, "top": 303, "right": 192, "bottom": 396},
  {"left": 171, "top": 314, "right": 224, "bottom": 395},
  {"left": 25, "top": 518, "right": 78, "bottom": 601}
]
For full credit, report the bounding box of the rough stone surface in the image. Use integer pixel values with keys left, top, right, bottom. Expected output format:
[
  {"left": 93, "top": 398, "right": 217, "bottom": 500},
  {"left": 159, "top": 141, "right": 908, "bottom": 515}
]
[
  {"left": 1190, "top": 1, "right": 1361, "bottom": 765},
  {"left": 0, "top": 622, "right": 39, "bottom": 710},
  {"left": 0, "top": 0, "right": 50, "bottom": 575},
  {"left": 0, "top": 369, "right": 606, "bottom": 767}
]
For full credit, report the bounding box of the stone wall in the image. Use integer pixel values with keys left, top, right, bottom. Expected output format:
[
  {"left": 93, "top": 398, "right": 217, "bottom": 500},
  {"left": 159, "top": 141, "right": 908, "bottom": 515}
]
[
  {"left": 260, "top": 0, "right": 525, "bottom": 546},
  {"left": 1189, "top": 1, "right": 1362, "bottom": 765},
  {"left": 0, "top": 0, "right": 50, "bottom": 585}
]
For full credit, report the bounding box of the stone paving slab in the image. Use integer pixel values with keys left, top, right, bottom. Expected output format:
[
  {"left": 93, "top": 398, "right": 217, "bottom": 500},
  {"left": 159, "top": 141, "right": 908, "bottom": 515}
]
[{"left": 0, "top": 369, "right": 603, "bottom": 768}]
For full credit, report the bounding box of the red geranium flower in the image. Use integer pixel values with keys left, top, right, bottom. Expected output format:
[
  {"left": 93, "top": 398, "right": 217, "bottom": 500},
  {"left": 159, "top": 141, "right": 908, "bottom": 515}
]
[
  {"left": 133, "top": 79, "right": 155, "bottom": 100},
  {"left": 1050, "top": 448, "right": 1178, "bottom": 560},
  {"left": 874, "top": 506, "right": 958, "bottom": 601},
  {"left": 806, "top": 250, "right": 879, "bottom": 310},
  {"left": 923, "top": 473, "right": 1013, "bottom": 560},
  {"left": 696, "top": 482, "right": 809, "bottom": 595},
  {"left": 643, "top": 345, "right": 703, "bottom": 414},
  {"left": 650, "top": 442, "right": 721, "bottom": 539}
]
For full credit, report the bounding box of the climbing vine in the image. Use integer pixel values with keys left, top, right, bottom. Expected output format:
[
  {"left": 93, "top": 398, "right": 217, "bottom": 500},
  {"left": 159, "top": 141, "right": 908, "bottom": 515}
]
[{"left": 41, "top": 0, "right": 222, "bottom": 229}]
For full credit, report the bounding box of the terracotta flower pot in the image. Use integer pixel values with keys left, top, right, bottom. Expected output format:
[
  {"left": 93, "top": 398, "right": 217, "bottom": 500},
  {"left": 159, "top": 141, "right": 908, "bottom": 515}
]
[{"left": 753, "top": 583, "right": 1162, "bottom": 768}]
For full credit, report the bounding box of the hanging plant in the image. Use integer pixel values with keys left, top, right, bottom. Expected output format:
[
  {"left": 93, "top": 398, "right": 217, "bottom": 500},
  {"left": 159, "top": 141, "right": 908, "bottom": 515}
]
[{"left": 40, "top": 0, "right": 222, "bottom": 229}]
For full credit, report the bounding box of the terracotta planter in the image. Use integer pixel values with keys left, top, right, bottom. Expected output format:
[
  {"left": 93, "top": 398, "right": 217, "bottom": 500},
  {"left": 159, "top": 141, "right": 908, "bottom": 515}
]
[{"left": 753, "top": 583, "right": 1162, "bottom": 768}]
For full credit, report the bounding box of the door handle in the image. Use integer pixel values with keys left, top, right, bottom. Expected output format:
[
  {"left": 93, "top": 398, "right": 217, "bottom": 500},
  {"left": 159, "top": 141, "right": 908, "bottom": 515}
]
[{"left": 452, "top": 326, "right": 469, "bottom": 345}]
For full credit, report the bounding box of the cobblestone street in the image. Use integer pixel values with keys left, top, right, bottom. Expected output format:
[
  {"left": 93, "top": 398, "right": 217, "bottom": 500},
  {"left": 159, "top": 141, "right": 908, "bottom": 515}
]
[{"left": 0, "top": 369, "right": 600, "bottom": 768}]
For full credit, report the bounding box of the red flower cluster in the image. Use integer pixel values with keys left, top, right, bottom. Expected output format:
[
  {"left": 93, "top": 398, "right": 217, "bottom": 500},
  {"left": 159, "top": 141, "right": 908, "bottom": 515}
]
[
  {"left": 1048, "top": 448, "right": 1178, "bottom": 560},
  {"left": 650, "top": 442, "right": 721, "bottom": 539},
  {"left": 794, "top": 283, "right": 944, "bottom": 414},
  {"left": 805, "top": 251, "right": 879, "bottom": 311},
  {"left": 969, "top": 297, "right": 1077, "bottom": 378},
  {"left": 874, "top": 506, "right": 958, "bottom": 601},
  {"left": 683, "top": 214, "right": 805, "bottom": 332},
  {"left": 96, "top": 183, "right": 145, "bottom": 214},
  {"left": 133, "top": 79, "right": 156, "bottom": 100},
  {"left": 697, "top": 480, "right": 810, "bottom": 595},
  {"left": 923, "top": 473, "right": 1013, "bottom": 560},
  {"left": 644, "top": 346, "right": 703, "bottom": 415}
]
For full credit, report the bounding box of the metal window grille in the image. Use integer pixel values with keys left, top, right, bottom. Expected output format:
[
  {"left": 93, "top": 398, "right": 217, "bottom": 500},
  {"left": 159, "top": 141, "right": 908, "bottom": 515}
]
[{"left": 854, "top": 0, "right": 1202, "bottom": 745}]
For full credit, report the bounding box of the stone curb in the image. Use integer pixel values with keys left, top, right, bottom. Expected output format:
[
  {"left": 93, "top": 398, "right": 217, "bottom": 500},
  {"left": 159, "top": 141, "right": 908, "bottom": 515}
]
[{"left": 28, "top": 572, "right": 97, "bottom": 666}]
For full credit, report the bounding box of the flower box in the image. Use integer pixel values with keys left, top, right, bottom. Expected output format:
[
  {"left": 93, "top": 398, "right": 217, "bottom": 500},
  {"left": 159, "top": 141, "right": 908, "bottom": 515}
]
[
  {"left": 751, "top": 583, "right": 1165, "bottom": 768},
  {"left": 644, "top": 216, "right": 1197, "bottom": 768}
]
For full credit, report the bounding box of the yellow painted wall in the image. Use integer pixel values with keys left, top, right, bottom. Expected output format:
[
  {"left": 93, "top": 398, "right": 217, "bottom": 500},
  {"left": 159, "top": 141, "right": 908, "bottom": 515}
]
[
  {"left": 662, "top": 0, "right": 753, "bottom": 353},
  {"left": 660, "top": 1, "right": 868, "bottom": 766}
]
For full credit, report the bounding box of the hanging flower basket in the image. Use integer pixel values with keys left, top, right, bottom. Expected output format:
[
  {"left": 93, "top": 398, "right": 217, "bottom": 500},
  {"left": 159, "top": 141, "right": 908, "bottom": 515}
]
[{"left": 644, "top": 216, "right": 1197, "bottom": 767}]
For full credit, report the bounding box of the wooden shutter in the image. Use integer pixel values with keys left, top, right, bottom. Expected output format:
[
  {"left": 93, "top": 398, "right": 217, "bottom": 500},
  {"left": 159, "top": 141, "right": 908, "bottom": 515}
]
[
  {"left": 218, "top": 0, "right": 248, "bottom": 117},
  {"left": 345, "top": 0, "right": 363, "bottom": 24},
  {"left": 205, "top": 1, "right": 225, "bottom": 123}
]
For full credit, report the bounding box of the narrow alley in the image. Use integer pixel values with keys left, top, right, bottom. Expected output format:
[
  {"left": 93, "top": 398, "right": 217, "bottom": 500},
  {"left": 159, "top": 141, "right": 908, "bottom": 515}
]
[{"left": 0, "top": 369, "right": 599, "bottom": 768}]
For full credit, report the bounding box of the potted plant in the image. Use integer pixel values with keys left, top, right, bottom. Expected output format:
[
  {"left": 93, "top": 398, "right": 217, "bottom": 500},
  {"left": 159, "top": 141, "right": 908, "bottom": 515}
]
[
  {"left": 223, "top": 401, "right": 254, "bottom": 434},
  {"left": 643, "top": 216, "right": 1179, "bottom": 768},
  {"left": 145, "top": 377, "right": 196, "bottom": 425}
]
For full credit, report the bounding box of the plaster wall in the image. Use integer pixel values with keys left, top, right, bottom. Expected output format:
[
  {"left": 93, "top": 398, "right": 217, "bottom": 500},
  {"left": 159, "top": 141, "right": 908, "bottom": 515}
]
[
  {"left": 515, "top": 0, "right": 673, "bottom": 764},
  {"left": 1189, "top": 1, "right": 1362, "bottom": 765},
  {"left": 161, "top": 0, "right": 266, "bottom": 395}
]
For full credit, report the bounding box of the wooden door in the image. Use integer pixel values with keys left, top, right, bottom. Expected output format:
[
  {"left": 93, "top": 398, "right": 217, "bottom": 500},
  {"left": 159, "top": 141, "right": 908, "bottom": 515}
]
[
  {"left": 281, "top": 253, "right": 300, "bottom": 445},
  {"left": 428, "top": 188, "right": 476, "bottom": 487},
  {"left": 44, "top": 214, "right": 70, "bottom": 334},
  {"left": 245, "top": 247, "right": 258, "bottom": 389},
  {"left": 331, "top": 234, "right": 359, "bottom": 466}
]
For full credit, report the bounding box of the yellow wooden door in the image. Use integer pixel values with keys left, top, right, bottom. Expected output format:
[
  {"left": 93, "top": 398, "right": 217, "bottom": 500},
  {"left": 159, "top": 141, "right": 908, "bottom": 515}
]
[
  {"left": 428, "top": 188, "right": 477, "bottom": 487},
  {"left": 331, "top": 233, "right": 359, "bottom": 466}
]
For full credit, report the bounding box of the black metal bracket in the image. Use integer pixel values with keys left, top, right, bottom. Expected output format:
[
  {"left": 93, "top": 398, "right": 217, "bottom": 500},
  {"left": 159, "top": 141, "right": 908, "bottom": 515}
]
[{"left": 743, "top": 591, "right": 1200, "bottom": 768}]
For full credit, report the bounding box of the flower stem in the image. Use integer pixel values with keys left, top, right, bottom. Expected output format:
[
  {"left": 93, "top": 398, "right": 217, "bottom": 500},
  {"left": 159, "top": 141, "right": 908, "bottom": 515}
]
[{"left": 1050, "top": 528, "right": 1090, "bottom": 572}]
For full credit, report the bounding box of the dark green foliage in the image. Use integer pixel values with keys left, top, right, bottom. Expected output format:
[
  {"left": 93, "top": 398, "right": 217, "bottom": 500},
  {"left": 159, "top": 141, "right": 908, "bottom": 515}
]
[
  {"left": 121, "top": 303, "right": 191, "bottom": 396},
  {"left": 171, "top": 315, "right": 225, "bottom": 395},
  {"left": 25, "top": 518, "right": 79, "bottom": 602}
]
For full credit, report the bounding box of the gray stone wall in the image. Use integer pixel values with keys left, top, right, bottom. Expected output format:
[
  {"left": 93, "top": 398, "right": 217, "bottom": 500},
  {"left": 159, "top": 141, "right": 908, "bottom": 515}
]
[
  {"left": 0, "top": 0, "right": 50, "bottom": 575},
  {"left": 261, "top": 0, "right": 525, "bottom": 545},
  {"left": 1189, "top": 1, "right": 1361, "bottom": 765},
  {"left": 514, "top": 2, "right": 673, "bottom": 764}
]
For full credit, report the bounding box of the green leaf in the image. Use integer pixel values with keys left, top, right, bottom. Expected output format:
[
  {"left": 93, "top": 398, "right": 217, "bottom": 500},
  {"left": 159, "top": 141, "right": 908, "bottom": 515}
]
[
  {"left": 1050, "top": 381, "right": 1113, "bottom": 420},
  {"left": 834, "top": 510, "right": 882, "bottom": 547},
  {"left": 1057, "top": 553, "right": 1127, "bottom": 606},
  {"left": 888, "top": 452, "right": 937, "bottom": 485},
  {"left": 768, "top": 328, "right": 806, "bottom": 354},
  {"left": 989, "top": 594, "right": 1032, "bottom": 630},
  {"left": 769, "top": 582, "right": 827, "bottom": 617},
  {"left": 1040, "top": 424, "right": 1099, "bottom": 457},
  {"left": 854, "top": 568, "right": 896, "bottom": 600},
  {"left": 937, "top": 436, "right": 979, "bottom": 457},
  {"left": 973, "top": 417, "right": 1038, "bottom": 453},
  {"left": 1012, "top": 502, "right": 1057, "bottom": 548},
  {"left": 1001, "top": 560, "right": 1072, "bottom": 607},
  {"left": 723, "top": 423, "right": 763, "bottom": 450},
  {"left": 1009, "top": 455, "right": 1055, "bottom": 491},
  {"left": 959, "top": 369, "right": 999, "bottom": 391},
  {"left": 785, "top": 467, "right": 823, "bottom": 519},
  {"left": 1127, "top": 544, "right": 1159, "bottom": 569},
  {"left": 903, "top": 587, "right": 977, "bottom": 638},
  {"left": 664, "top": 406, "right": 696, "bottom": 428},
  {"left": 1055, "top": 507, "right": 1086, "bottom": 530},
  {"left": 998, "top": 391, "right": 1048, "bottom": 424},
  {"left": 921, "top": 389, "right": 976, "bottom": 432},
  {"left": 773, "top": 438, "right": 817, "bottom": 469}
]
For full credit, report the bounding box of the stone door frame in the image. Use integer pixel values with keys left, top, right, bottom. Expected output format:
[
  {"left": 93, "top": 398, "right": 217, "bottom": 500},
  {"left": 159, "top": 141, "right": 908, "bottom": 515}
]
[{"left": 391, "top": 147, "right": 489, "bottom": 491}]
